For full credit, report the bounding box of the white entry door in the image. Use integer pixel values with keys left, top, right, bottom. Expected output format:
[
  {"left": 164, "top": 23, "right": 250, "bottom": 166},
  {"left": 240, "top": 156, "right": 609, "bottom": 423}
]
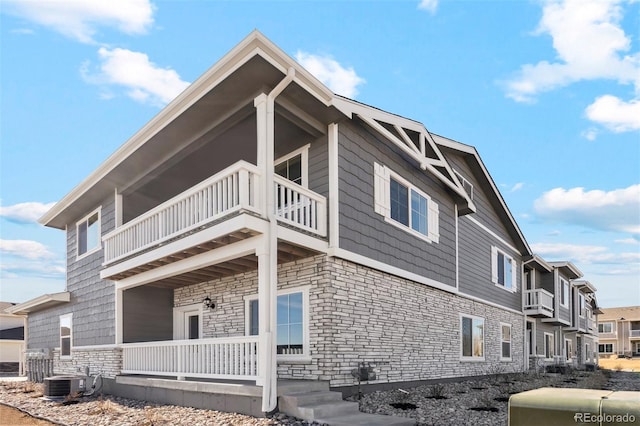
[{"left": 173, "top": 304, "right": 203, "bottom": 340}]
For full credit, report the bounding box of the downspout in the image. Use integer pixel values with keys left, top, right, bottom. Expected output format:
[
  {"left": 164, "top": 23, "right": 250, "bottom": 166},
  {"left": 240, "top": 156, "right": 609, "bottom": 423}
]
[{"left": 262, "top": 67, "right": 296, "bottom": 413}]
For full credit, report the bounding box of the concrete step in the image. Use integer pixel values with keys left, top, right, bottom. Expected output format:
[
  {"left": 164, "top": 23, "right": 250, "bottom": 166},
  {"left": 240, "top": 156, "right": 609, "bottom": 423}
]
[
  {"left": 278, "top": 380, "right": 329, "bottom": 394},
  {"left": 315, "top": 412, "right": 416, "bottom": 426},
  {"left": 294, "top": 400, "right": 361, "bottom": 419},
  {"left": 280, "top": 390, "right": 344, "bottom": 407}
]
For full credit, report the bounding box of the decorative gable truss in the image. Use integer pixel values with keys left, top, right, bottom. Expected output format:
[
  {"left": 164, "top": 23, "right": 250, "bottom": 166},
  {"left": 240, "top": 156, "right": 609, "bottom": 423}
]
[{"left": 334, "top": 97, "right": 476, "bottom": 215}]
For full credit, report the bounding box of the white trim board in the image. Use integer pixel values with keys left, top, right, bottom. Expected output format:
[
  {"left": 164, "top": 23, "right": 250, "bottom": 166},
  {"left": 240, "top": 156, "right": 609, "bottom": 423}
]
[{"left": 464, "top": 215, "right": 520, "bottom": 254}]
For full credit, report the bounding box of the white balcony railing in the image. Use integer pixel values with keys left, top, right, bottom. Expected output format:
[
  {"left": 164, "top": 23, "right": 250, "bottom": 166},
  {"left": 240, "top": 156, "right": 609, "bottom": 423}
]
[
  {"left": 524, "top": 288, "right": 554, "bottom": 313},
  {"left": 121, "top": 336, "right": 259, "bottom": 380},
  {"left": 274, "top": 175, "right": 327, "bottom": 237},
  {"left": 631, "top": 329, "right": 640, "bottom": 338},
  {"left": 103, "top": 161, "right": 260, "bottom": 264}
]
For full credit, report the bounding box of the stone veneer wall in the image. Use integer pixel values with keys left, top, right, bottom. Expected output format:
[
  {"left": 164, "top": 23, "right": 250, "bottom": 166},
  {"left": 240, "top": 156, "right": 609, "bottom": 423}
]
[
  {"left": 174, "top": 254, "right": 525, "bottom": 388},
  {"left": 54, "top": 347, "right": 122, "bottom": 379}
]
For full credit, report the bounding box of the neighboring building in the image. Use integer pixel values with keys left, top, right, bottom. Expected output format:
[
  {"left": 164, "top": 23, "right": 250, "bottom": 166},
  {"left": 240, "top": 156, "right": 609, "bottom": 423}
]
[
  {"left": 522, "top": 259, "right": 600, "bottom": 369},
  {"left": 0, "top": 302, "right": 26, "bottom": 375},
  {"left": 598, "top": 306, "right": 640, "bottom": 358},
  {"left": 7, "top": 31, "right": 599, "bottom": 416}
]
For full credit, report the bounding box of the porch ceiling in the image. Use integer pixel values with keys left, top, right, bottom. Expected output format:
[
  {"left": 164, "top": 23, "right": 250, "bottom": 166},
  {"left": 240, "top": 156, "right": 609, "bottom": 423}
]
[{"left": 112, "top": 238, "right": 319, "bottom": 289}]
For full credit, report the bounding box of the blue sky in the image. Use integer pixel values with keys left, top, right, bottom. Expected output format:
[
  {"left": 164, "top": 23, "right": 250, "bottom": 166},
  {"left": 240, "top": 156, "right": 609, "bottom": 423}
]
[{"left": 1, "top": 0, "right": 638, "bottom": 308}]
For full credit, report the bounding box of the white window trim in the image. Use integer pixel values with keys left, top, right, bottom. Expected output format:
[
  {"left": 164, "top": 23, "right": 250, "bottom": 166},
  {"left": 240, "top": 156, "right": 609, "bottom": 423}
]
[
  {"left": 173, "top": 303, "right": 203, "bottom": 340},
  {"left": 460, "top": 313, "right": 485, "bottom": 362},
  {"left": 579, "top": 294, "right": 585, "bottom": 318},
  {"left": 598, "top": 343, "right": 615, "bottom": 354},
  {"left": 491, "top": 246, "right": 517, "bottom": 292},
  {"left": 75, "top": 206, "right": 102, "bottom": 260},
  {"left": 274, "top": 144, "right": 310, "bottom": 188},
  {"left": 544, "top": 332, "right": 555, "bottom": 360},
  {"left": 559, "top": 278, "right": 569, "bottom": 308},
  {"left": 598, "top": 322, "right": 614, "bottom": 334},
  {"left": 373, "top": 162, "right": 439, "bottom": 244},
  {"left": 564, "top": 338, "right": 573, "bottom": 361},
  {"left": 244, "top": 285, "right": 311, "bottom": 362},
  {"left": 59, "top": 313, "right": 73, "bottom": 360},
  {"left": 500, "top": 322, "right": 512, "bottom": 361}
]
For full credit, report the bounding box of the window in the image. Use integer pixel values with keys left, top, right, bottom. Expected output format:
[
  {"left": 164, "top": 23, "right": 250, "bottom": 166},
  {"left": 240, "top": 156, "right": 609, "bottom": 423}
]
[
  {"left": 461, "top": 315, "right": 484, "bottom": 360},
  {"left": 373, "top": 163, "right": 439, "bottom": 243},
  {"left": 565, "top": 339, "right": 573, "bottom": 361},
  {"left": 246, "top": 287, "right": 309, "bottom": 358},
  {"left": 275, "top": 145, "right": 309, "bottom": 187},
  {"left": 598, "top": 322, "right": 614, "bottom": 333},
  {"left": 491, "top": 247, "right": 517, "bottom": 291},
  {"left": 579, "top": 294, "right": 585, "bottom": 317},
  {"left": 453, "top": 170, "right": 474, "bottom": 200},
  {"left": 77, "top": 208, "right": 101, "bottom": 258},
  {"left": 544, "top": 332, "right": 554, "bottom": 359},
  {"left": 60, "top": 314, "right": 72, "bottom": 359},
  {"left": 599, "top": 343, "right": 614, "bottom": 353},
  {"left": 501, "top": 323, "right": 511, "bottom": 360},
  {"left": 560, "top": 278, "right": 569, "bottom": 308}
]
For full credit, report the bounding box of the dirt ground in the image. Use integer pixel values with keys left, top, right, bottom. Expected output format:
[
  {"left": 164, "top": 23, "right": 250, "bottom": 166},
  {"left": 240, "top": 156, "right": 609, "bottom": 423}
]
[
  {"left": 598, "top": 357, "right": 640, "bottom": 372},
  {"left": 0, "top": 404, "right": 56, "bottom": 426}
]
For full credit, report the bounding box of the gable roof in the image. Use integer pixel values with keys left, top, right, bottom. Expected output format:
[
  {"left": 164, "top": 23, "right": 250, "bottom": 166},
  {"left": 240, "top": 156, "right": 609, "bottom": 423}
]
[
  {"left": 548, "top": 261, "right": 583, "bottom": 279},
  {"left": 599, "top": 306, "right": 640, "bottom": 322},
  {"left": 431, "top": 133, "right": 531, "bottom": 256},
  {"left": 40, "top": 31, "right": 474, "bottom": 230}
]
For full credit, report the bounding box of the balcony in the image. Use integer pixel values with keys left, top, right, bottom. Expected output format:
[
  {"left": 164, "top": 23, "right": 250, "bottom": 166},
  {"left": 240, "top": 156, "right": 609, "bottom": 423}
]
[
  {"left": 101, "top": 160, "right": 327, "bottom": 281},
  {"left": 524, "top": 288, "right": 554, "bottom": 318},
  {"left": 631, "top": 329, "right": 640, "bottom": 338},
  {"left": 121, "top": 336, "right": 259, "bottom": 381}
]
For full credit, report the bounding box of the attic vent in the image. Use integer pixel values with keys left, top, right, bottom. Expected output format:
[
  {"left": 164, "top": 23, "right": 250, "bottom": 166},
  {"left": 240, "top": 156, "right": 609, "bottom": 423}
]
[
  {"left": 43, "top": 376, "right": 86, "bottom": 399},
  {"left": 453, "top": 170, "right": 474, "bottom": 201}
]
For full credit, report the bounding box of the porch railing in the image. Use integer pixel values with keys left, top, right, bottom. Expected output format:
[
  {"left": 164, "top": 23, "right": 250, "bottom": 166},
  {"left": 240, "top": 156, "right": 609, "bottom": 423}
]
[
  {"left": 274, "top": 175, "right": 326, "bottom": 236},
  {"left": 121, "top": 336, "right": 259, "bottom": 380},
  {"left": 524, "top": 288, "right": 554, "bottom": 313},
  {"left": 103, "top": 161, "right": 260, "bottom": 264}
]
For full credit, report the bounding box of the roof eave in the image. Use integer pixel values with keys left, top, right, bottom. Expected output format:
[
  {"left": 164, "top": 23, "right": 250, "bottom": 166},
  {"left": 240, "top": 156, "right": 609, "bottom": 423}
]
[{"left": 4, "top": 292, "right": 71, "bottom": 315}]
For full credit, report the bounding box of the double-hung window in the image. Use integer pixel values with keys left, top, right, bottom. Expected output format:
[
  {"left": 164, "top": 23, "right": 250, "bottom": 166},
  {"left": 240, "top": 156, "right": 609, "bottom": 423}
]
[
  {"left": 598, "top": 343, "right": 614, "bottom": 353},
  {"left": 76, "top": 208, "right": 101, "bottom": 258},
  {"left": 579, "top": 294, "right": 585, "bottom": 317},
  {"left": 501, "top": 323, "right": 512, "bottom": 360},
  {"left": 246, "top": 287, "right": 309, "bottom": 359},
  {"left": 374, "top": 163, "right": 439, "bottom": 243},
  {"left": 544, "top": 332, "right": 554, "bottom": 359},
  {"left": 461, "top": 315, "right": 484, "bottom": 360},
  {"left": 560, "top": 278, "right": 569, "bottom": 307},
  {"left": 491, "top": 246, "right": 517, "bottom": 291},
  {"left": 598, "top": 322, "right": 613, "bottom": 333},
  {"left": 60, "top": 314, "right": 72, "bottom": 359}
]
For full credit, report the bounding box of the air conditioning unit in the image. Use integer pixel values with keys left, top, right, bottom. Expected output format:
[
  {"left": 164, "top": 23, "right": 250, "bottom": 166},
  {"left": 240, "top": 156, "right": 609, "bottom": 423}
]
[{"left": 43, "top": 376, "right": 86, "bottom": 399}]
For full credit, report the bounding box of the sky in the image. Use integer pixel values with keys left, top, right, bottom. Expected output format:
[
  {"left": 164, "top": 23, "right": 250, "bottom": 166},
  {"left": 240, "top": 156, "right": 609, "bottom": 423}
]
[{"left": 0, "top": 0, "right": 638, "bottom": 309}]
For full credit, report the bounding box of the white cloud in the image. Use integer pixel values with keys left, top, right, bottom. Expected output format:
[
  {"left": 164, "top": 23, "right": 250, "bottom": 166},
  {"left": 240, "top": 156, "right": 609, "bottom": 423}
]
[
  {"left": 418, "top": 0, "right": 438, "bottom": 13},
  {"left": 82, "top": 47, "right": 190, "bottom": 106},
  {"left": 615, "top": 237, "right": 639, "bottom": 244},
  {"left": 2, "top": 0, "right": 154, "bottom": 44},
  {"left": 581, "top": 128, "right": 599, "bottom": 141},
  {"left": 10, "top": 28, "right": 35, "bottom": 35},
  {"left": 510, "top": 182, "right": 524, "bottom": 192},
  {"left": 505, "top": 0, "right": 639, "bottom": 102},
  {"left": 0, "top": 239, "right": 55, "bottom": 260},
  {"left": 296, "top": 51, "right": 365, "bottom": 98},
  {"left": 0, "top": 201, "right": 55, "bottom": 224},
  {"left": 585, "top": 95, "right": 640, "bottom": 132},
  {"left": 534, "top": 184, "right": 640, "bottom": 234},
  {"left": 531, "top": 242, "right": 640, "bottom": 265}
]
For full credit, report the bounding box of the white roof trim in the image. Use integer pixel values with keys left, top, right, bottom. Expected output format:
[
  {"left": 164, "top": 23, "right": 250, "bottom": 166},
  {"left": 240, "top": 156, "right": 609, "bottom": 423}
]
[
  {"left": 40, "top": 30, "right": 341, "bottom": 228},
  {"left": 4, "top": 292, "right": 70, "bottom": 315},
  {"left": 548, "top": 261, "right": 583, "bottom": 279}
]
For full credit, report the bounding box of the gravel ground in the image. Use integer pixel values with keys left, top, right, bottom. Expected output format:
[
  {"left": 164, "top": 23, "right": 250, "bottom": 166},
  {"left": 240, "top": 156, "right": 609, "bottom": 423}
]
[
  {"left": 0, "top": 371, "right": 637, "bottom": 426},
  {"left": 354, "top": 370, "right": 640, "bottom": 426}
]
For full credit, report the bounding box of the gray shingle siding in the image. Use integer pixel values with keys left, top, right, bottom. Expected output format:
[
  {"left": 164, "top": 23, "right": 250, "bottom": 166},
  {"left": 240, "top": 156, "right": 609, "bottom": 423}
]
[
  {"left": 337, "top": 120, "right": 456, "bottom": 287},
  {"left": 458, "top": 218, "right": 522, "bottom": 311},
  {"left": 308, "top": 134, "right": 328, "bottom": 197},
  {"left": 27, "top": 195, "right": 116, "bottom": 350}
]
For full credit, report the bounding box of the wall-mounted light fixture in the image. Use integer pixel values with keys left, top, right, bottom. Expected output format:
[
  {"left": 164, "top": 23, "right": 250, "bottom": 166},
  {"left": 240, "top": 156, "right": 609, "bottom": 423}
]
[{"left": 203, "top": 296, "right": 216, "bottom": 310}]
